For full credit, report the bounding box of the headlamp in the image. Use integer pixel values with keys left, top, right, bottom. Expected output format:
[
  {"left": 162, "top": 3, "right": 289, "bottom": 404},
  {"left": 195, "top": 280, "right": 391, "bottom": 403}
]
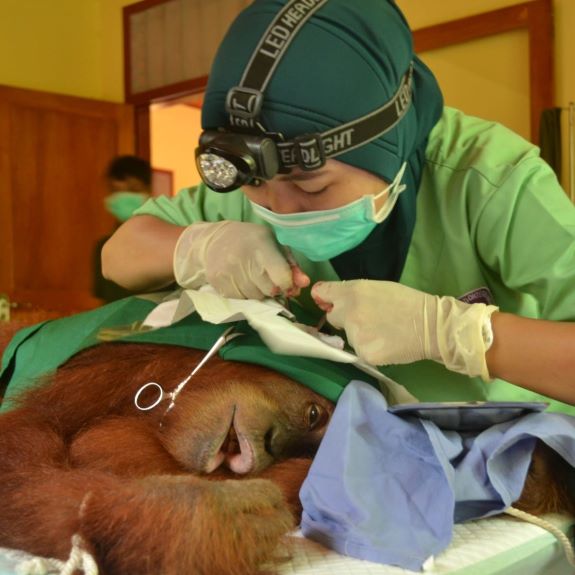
[{"left": 195, "top": 131, "right": 280, "bottom": 193}]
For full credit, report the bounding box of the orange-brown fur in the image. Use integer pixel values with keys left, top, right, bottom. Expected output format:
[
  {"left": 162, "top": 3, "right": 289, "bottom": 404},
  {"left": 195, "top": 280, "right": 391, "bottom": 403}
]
[
  {"left": 0, "top": 342, "right": 572, "bottom": 575},
  {"left": 515, "top": 443, "right": 575, "bottom": 517},
  {"left": 0, "top": 342, "right": 333, "bottom": 575}
]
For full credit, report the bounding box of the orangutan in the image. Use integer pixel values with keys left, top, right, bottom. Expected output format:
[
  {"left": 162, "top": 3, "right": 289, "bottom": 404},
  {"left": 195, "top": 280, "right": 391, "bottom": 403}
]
[
  {"left": 0, "top": 342, "right": 333, "bottom": 575},
  {"left": 0, "top": 341, "right": 571, "bottom": 575}
]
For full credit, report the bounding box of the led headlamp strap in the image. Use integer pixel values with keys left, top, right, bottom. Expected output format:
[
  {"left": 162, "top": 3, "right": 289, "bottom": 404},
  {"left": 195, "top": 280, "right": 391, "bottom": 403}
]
[
  {"left": 226, "top": 0, "right": 329, "bottom": 130},
  {"left": 225, "top": 0, "right": 414, "bottom": 172},
  {"left": 277, "top": 64, "right": 413, "bottom": 170}
]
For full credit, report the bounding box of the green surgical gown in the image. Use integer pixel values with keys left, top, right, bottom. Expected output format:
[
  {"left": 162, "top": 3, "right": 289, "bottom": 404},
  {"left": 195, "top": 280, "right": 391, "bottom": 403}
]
[{"left": 133, "top": 107, "right": 575, "bottom": 415}]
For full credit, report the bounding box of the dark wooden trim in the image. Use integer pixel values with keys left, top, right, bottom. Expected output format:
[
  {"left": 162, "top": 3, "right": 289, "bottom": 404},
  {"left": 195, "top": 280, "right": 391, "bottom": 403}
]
[
  {"left": 413, "top": 0, "right": 554, "bottom": 143},
  {"left": 0, "top": 98, "right": 14, "bottom": 294},
  {"left": 127, "top": 76, "right": 209, "bottom": 106},
  {"left": 413, "top": 4, "right": 530, "bottom": 52},
  {"left": 527, "top": 0, "right": 554, "bottom": 144},
  {"left": 124, "top": 0, "right": 172, "bottom": 16},
  {"left": 0, "top": 84, "right": 129, "bottom": 117},
  {"left": 123, "top": 3, "right": 133, "bottom": 102},
  {"left": 134, "top": 104, "right": 151, "bottom": 160}
]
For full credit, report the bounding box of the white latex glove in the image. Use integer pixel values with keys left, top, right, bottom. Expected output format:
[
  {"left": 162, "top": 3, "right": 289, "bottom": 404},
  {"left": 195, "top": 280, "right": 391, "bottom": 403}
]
[
  {"left": 312, "top": 280, "right": 499, "bottom": 381},
  {"left": 174, "top": 221, "right": 298, "bottom": 299}
]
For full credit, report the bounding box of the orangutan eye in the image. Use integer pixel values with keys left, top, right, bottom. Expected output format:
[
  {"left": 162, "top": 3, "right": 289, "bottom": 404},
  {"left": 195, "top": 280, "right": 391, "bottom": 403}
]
[{"left": 306, "top": 403, "right": 325, "bottom": 431}]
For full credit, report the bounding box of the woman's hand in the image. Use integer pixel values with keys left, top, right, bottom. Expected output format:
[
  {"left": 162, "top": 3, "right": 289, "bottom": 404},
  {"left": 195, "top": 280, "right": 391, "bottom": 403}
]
[
  {"left": 102, "top": 216, "right": 309, "bottom": 298},
  {"left": 312, "top": 279, "right": 497, "bottom": 380},
  {"left": 174, "top": 221, "right": 310, "bottom": 299}
]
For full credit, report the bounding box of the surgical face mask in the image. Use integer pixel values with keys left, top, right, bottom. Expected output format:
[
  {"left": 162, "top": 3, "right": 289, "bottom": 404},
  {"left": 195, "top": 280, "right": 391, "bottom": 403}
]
[
  {"left": 104, "top": 191, "right": 150, "bottom": 222},
  {"left": 249, "top": 163, "right": 407, "bottom": 261}
]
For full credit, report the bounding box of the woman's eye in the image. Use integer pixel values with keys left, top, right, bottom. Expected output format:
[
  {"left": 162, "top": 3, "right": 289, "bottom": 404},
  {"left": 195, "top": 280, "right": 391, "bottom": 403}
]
[{"left": 297, "top": 184, "right": 328, "bottom": 195}]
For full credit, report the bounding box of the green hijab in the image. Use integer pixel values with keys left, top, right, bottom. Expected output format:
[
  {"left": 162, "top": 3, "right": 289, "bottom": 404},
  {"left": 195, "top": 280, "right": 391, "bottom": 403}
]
[{"left": 202, "top": 0, "right": 444, "bottom": 281}]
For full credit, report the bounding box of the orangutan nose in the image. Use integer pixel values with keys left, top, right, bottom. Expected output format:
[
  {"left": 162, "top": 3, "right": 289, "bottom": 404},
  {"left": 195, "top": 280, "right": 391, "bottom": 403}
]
[{"left": 221, "top": 426, "right": 240, "bottom": 455}]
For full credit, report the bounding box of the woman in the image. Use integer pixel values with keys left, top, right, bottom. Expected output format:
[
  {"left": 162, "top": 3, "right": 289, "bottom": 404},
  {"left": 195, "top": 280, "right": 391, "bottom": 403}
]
[{"left": 102, "top": 0, "right": 575, "bottom": 410}]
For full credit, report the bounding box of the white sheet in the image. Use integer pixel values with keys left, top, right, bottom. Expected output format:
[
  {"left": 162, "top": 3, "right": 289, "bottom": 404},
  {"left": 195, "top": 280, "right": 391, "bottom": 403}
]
[
  {"left": 142, "top": 287, "right": 417, "bottom": 405},
  {"left": 3, "top": 514, "right": 570, "bottom": 575},
  {"left": 277, "top": 514, "right": 574, "bottom": 575}
]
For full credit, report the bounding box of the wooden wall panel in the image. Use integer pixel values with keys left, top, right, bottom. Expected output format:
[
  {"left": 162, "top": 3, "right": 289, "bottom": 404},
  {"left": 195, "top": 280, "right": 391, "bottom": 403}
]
[{"left": 0, "top": 85, "right": 134, "bottom": 311}]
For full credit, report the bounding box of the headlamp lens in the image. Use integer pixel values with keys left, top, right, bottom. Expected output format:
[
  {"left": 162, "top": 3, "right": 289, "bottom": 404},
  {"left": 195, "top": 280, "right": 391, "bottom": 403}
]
[{"left": 197, "top": 153, "right": 240, "bottom": 190}]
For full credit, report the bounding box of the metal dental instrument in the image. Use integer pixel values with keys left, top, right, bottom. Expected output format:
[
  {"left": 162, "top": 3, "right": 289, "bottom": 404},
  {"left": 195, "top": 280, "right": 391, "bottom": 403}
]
[{"left": 134, "top": 326, "right": 242, "bottom": 419}]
